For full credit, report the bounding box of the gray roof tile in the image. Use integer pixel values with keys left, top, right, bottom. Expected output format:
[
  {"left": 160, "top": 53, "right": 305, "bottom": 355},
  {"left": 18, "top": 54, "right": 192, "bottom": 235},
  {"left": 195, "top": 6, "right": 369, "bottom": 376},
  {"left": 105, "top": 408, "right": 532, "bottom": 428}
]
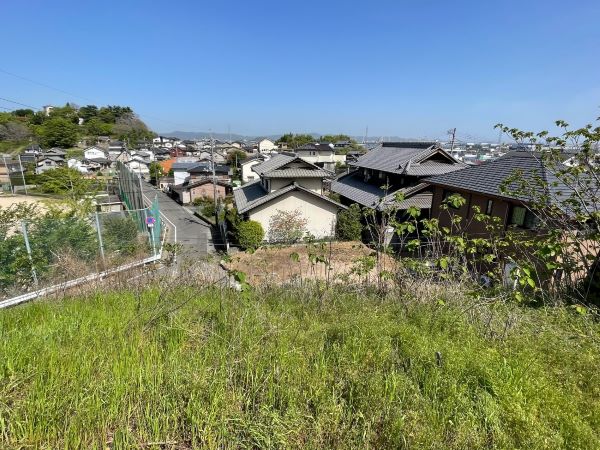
[
  {"left": 350, "top": 143, "right": 464, "bottom": 175},
  {"left": 234, "top": 180, "right": 346, "bottom": 214},
  {"left": 425, "top": 151, "right": 571, "bottom": 203},
  {"left": 331, "top": 171, "right": 431, "bottom": 210}
]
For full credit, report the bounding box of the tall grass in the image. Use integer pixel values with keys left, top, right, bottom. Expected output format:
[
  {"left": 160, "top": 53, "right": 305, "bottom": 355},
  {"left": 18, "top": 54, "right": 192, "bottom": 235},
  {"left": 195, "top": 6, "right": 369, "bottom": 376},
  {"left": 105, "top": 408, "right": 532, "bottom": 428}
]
[{"left": 0, "top": 284, "right": 598, "bottom": 449}]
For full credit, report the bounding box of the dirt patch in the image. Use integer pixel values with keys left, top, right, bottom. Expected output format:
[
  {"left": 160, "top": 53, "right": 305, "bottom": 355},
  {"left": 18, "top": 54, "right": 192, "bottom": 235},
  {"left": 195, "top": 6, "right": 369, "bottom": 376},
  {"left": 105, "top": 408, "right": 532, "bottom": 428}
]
[
  {"left": 0, "top": 195, "right": 53, "bottom": 210},
  {"left": 225, "top": 241, "right": 397, "bottom": 285}
]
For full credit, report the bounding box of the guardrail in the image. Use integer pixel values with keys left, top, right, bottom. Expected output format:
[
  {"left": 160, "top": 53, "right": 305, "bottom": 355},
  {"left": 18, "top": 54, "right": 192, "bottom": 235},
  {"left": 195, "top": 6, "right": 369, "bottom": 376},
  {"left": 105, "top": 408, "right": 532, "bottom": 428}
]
[
  {"left": 0, "top": 210, "right": 173, "bottom": 310},
  {"left": 0, "top": 252, "right": 162, "bottom": 309}
]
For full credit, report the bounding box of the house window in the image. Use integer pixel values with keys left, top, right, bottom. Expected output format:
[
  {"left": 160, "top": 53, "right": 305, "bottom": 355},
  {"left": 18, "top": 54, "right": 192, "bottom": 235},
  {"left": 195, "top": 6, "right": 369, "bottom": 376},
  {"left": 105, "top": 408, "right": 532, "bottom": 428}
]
[
  {"left": 485, "top": 199, "right": 493, "bottom": 215},
  {"left": 378, "top": 171, "right": 385, "bottom": 180},
  {"left": 509, "top": 206, "right": 538, "bottom": 229}
]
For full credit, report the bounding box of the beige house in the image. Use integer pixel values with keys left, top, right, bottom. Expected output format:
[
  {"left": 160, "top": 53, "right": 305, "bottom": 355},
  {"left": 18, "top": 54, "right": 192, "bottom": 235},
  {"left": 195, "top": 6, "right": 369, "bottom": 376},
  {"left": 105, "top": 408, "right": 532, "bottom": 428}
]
[
  {"left": 172, "top": 178, "right": 229, "bottom": 205},
  {"left": 233, "top": 154, "right": 346, "bottom": 241},
  {"left": 295, "top": 143, "right": 346, "bottom": 171}
]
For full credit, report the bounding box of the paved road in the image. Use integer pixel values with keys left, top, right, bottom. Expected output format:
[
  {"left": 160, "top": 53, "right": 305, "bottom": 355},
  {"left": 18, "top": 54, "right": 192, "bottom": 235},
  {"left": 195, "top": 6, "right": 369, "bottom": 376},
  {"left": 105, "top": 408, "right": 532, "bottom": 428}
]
[{"left": 140, "top": 180, "right": 213, "bottom": 257}]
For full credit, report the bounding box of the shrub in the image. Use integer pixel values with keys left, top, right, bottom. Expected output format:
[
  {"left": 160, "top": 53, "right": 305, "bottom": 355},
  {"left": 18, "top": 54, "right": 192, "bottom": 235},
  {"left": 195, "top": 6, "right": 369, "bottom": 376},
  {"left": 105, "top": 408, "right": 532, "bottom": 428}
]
[
  {"left": 336, "top": 203, "right": 363, "bottom": 241},
  {"left": 236, "top": 220, "right": 264, "bottom": 250},
  {"left": 102, "top": 215, "right": 139, "bottom": 255},
  {"left": 201, "top": 203, "right": 216, "bottom": 218},
  {"left": 268, "top": 209, "right": 307, "bottom": 243}
]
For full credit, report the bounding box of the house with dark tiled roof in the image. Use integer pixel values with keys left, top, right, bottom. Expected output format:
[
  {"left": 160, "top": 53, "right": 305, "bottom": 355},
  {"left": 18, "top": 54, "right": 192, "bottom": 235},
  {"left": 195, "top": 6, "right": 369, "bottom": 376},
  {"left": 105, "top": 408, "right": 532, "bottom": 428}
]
[
  {"left": 331, "top": 142, "right": 465, "bottom": 213},
  {"left": 233, "top": 154, "right": 346, "bottom": 241},
  {"left": 35, "top": 155, "right": 66, "bottom": 174},
  {"left": 426, "top": 150, "right": 576, "bottom": 236}
]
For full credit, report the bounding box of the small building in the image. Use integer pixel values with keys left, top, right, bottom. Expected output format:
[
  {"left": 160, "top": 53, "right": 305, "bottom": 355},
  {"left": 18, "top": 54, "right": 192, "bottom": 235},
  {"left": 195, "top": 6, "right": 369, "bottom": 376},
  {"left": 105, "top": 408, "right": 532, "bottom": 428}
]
[
  {"left": 257, "top": 138, "right": 277, "bottom": 154},
  {"left": 295, "top": 143, "right": 346, "bottom": 171},
  {"left": 171, "top": 161, "right": 202, "bottom": 186},
  {"left": 240, "top": 154, "right": 268, "bottom": 183},
  {"left": 188, "top": 163, "right": 230, "bottom": 182},
  {"left": 0, "top": 159, "right": 22, "bottom": 191},
  {"left": 125, "top": 159, "right": 149, "bottom": 176},
  {"left": 84, "top": 146, "right": 107, "bottom": 160},
  {"left": 36, "top": 155, "right": 65, "bottom": 174},
  {"left": 171, "top": 178, "right": 229, "bottom": 205}
]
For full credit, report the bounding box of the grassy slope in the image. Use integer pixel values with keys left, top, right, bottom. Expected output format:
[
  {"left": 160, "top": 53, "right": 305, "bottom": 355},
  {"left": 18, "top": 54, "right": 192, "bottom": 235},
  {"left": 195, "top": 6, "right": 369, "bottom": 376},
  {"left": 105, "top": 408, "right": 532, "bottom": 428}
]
[{"left": 0, "top": 286, "right": 598, "bottom": 449}]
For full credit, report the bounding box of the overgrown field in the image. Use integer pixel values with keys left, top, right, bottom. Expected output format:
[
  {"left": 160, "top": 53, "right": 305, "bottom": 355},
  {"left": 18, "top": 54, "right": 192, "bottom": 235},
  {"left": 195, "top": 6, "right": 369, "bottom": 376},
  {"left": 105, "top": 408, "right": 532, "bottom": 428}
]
[{"left": 1, "top": 284, "right": 599, "bottom": 449}]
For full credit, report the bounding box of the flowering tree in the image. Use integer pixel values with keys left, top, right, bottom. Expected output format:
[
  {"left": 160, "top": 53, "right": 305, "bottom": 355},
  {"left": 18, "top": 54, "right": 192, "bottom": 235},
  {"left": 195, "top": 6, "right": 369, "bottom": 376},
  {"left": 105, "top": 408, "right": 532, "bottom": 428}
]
[{"left": 268, "top": 209, "right": 308, "bottom": 244}]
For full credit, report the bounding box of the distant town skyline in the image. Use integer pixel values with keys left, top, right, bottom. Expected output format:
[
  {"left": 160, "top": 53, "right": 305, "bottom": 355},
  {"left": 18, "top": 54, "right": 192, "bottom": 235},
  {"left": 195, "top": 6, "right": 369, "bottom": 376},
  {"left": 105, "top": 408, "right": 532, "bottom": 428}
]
[{"left": 1, "top": 0, "right": 599, "bottom": 140}]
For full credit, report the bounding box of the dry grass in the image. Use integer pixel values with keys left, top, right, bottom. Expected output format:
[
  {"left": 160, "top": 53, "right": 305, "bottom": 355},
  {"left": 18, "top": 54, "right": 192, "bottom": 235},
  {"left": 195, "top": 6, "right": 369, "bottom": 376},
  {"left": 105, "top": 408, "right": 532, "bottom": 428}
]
[{"left": 225, "top": 241, "right": 396, "bottom": 285}]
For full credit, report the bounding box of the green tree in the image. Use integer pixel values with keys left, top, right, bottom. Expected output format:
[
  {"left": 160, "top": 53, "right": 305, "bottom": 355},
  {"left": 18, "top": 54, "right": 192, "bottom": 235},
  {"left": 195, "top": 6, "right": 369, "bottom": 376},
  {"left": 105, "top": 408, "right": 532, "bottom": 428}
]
[
  {"left": 48, "top": 104, "right": 79, "bottom": 123},
  {"left": 336, "top": 204, "right": 363, "bottom": 241},
  {"left": 149, "top": 162, "right": 165, "bottom": 184},
  {"left": 79, "top": 105, "right": 99, "bottom": 122},
  {"left": 84, "top": 117, "right": 112, "bottom": 137},
  {"left": 38, "top": 167, "right": 97, "bottom": 200},
  {"left": 38, "top": 117, "right": 79, "bottom": 147},
  {"left": 226, "top": 149, "right": 247, "bottom": 167},
  {"left": 276, "top": 133, "right": 315, "bottom": 149}
]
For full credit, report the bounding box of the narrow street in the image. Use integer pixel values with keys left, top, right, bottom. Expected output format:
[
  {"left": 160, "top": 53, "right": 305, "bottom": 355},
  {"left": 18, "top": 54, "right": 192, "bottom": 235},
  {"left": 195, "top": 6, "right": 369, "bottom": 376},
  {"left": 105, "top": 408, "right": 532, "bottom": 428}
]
[{"left": 140, "top": 180, "right": 213, "bottom": 257}]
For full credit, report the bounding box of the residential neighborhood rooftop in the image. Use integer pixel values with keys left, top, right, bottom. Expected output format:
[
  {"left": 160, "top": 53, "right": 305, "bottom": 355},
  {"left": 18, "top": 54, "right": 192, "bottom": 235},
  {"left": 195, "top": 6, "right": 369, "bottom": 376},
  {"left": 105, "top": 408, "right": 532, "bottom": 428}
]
[{"left": 233, "top": 180, "right": 345, "bottom": 214}]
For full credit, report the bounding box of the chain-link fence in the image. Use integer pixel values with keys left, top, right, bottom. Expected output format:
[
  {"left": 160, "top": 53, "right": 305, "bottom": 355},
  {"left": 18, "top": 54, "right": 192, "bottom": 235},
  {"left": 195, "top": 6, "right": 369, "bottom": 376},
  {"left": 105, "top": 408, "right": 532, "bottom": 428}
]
[{"left": 0, "top": 205, "right": 163, "bottom": 301}]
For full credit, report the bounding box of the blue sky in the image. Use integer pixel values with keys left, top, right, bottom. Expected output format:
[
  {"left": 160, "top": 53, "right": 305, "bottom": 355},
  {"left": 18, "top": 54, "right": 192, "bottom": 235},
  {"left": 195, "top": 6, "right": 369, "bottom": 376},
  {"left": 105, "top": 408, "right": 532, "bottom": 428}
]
[{"left": 1, "top": 0, "right": 599, "bottom": 140}]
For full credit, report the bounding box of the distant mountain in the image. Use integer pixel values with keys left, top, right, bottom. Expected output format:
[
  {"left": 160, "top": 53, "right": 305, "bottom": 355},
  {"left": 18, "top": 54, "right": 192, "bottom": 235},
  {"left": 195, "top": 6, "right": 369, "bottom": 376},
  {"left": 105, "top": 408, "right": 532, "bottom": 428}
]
[{"left": 159, "top": 130, "right": 437, "bottom": 143}]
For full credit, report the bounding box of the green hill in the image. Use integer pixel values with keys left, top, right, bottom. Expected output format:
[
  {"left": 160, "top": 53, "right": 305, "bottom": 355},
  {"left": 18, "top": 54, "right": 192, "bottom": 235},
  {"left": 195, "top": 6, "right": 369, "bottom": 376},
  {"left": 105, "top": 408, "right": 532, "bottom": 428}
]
[{"left": 0, "top": 103, "right": 155, "bottom": 153}]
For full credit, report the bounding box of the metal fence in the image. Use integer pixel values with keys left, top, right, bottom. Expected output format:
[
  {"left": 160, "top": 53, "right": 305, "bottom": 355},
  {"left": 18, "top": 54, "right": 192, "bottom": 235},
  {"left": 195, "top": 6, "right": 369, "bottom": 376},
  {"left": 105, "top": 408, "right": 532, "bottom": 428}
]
[{"left": 0, "top": 205, "right": 162, "bottom": 301}]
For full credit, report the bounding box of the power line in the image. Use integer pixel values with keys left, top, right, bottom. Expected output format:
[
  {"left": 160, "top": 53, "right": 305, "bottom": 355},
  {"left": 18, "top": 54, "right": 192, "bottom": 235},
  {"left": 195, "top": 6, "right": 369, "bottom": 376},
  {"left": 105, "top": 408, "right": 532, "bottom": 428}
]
[
  {"left": 0, "top": 67, "right": 96, "bottom": 103},
  {"left": 0, "top": 96, "right": 40, "bottom": 110},
  {"left": 0, "top": 67, "right": 200, "bottom": 130}
]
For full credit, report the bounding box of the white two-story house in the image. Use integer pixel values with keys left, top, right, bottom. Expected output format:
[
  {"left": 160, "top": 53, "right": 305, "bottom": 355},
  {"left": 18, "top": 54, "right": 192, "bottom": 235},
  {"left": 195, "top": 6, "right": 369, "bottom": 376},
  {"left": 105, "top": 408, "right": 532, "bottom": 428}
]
[
  {"left": 295, "top": 143, "right": 346, "bottom": 171},
  {"left": 84, "top": 146, "right": 108, "bottom": 160},
  {"left": 233, "top": 154, "right": 346, "bottom": 241}
]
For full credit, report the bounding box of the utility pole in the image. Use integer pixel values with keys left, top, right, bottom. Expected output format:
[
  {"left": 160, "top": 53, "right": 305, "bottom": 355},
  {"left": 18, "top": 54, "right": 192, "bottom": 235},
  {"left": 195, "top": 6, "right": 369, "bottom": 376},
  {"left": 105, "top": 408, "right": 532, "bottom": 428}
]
[
  {"left": 18, "top": 155, "right": 28, "bottom": 196},
  {"left": 449, "top": 128, "right": 457, "bottom": 153},
  {"left": 210, "top": 131, "right": 217, "bottom": 210},
  {"left": 363, "top": 125, "right": 368, "bottom": 144}
]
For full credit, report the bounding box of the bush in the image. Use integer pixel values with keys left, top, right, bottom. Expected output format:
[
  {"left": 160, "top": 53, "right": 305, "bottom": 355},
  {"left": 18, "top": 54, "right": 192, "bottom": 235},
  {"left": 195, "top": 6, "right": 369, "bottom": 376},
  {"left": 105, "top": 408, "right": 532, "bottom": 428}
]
[
  {"left": 102, "top": 215, "right": 139, "bottom": 255},
  {"left": 336, "top": 203, "right": 363, "bottom": 241},
  {"left": 236, "top": 220, "right": 264, "bottom": 250},
  {"left": 268, "top": 209, "right": 307, "bottom": 243}
]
